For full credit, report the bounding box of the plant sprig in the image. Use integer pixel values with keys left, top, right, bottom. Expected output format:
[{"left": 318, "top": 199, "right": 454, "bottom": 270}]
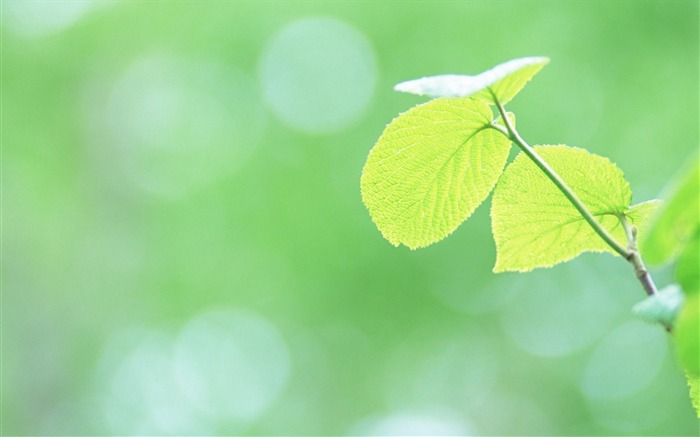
[
  {"left": 490, "top": 92, "right": 660, "bottom": 303},
  {"left": 361, "top": 57, "right": 657, "bottom": 275},
  {"left": 360, "top": 57, "right": 699, "bottom": 416}
]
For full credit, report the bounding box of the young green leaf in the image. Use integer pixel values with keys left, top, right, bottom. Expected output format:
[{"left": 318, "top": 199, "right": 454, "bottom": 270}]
[
  {"left": 491, "top": 145, "right": 659, "bottom": 272},
  {"left": 394, "top": 57, "right": 549, "bottom": 105},
  {"left": 626, "top": 200, "right": 664, "bottom": 232},
  {"left": 361, "top": 97, "right": 511, "bottom": 249},
  {"left": 641, "top": 158, "right": 699, "bottom": 265}
]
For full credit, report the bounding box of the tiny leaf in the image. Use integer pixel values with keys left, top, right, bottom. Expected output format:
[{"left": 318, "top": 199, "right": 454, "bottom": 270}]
[
  {"left": 632, "top": 284, "right": 684, "bottom": 325},
  {"left": 491, "top": 145, "right": 658, "bottom": 272},
  {"left": 361, "top": 97, "right": 511, "bottom": 249},
  {"left": 626, "top": 199, "right": 664, "bottom": 233},
  {"left": 395, "top": 56, "right": 549, "bottom": 105},
  {"left": 641, "top": 157, "right": 699, "bottom": 265}
]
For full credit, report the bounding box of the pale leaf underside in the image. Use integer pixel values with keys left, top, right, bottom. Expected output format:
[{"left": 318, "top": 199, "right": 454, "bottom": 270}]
[
  {"left": 632, "top": 284, "right": 684, "bottom": 325},
  {"left": 394, "top": 56, "right": 549, "bottom": 105}
]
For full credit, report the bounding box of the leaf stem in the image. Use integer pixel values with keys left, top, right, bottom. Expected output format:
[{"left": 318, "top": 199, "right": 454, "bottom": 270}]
[
  {"left": 620, "top": 214, "right": 671, "bottom": 331},
  {"left": 492, "top": 98, "right": 631, "bottom": 259},
  {"left": 619, "top": 214, "right": 659, "bottom": 297}
]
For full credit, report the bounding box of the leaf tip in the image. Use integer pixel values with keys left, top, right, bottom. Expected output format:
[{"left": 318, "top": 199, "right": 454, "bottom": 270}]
[
  {"left": 492, "top": 257, "right": 535, "bottom": 273},
  {"left": 393, "top": 80, "right": 424, "bottom": 95},
  {"left": 393, "top": 75, "right": 471, "bottom": 98},
  {"left": 521, "top": 56, "right": 550, "bottom": 67}
]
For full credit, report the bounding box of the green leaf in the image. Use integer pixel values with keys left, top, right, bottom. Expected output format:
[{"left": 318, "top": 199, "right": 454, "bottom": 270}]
[
  {"left": 491, "top": 145, "right": 658, "bottom": 272},
  {"left": 626, "top": 199, "right": 663, "bottom": 234},
  {"left": 686, "top": 372, "right": 700, "bottom": 418},
  {"left": 361, "top": 97, "right": 511, "bottom": 249},
  {"left": 676, "top": 230, "right": 699, "bottom": 295},
  {"left": 395, "top": 57, "right": 549, "bottom": 105},
  {"left": 632, "top": 284, "right": 684, "bottom": 325},
  {"left": 675, "top": 294, "right": 700, "bottom": 377},
  {"left": 641, "top": 157, "right": 700, "bottom": 265}
]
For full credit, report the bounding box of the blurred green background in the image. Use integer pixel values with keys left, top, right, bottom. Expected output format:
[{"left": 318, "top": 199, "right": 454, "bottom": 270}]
[{"left": 2, "top": 1, "right": 699, "bottom": 435}]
